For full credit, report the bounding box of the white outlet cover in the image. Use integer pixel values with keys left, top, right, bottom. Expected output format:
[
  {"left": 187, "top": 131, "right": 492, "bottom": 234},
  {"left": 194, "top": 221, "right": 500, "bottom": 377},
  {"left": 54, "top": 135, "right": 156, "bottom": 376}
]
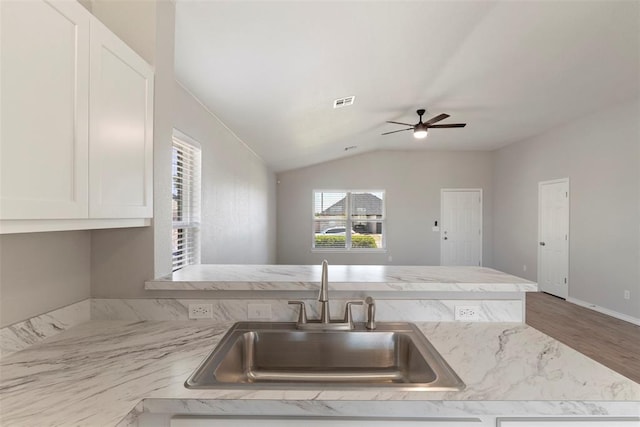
[
  {"left": 188, "top": 303, "right": 213, "bottom": 319},
  {"left": 454, "top": 305, "right": 480, "bottom": 321}
]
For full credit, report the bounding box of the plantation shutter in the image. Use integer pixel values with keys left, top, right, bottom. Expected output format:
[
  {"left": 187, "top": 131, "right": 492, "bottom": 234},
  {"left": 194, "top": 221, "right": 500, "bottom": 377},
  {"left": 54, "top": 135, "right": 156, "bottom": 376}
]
[{"left": 172, "top": 135, "right": 201, "bottom": 271}]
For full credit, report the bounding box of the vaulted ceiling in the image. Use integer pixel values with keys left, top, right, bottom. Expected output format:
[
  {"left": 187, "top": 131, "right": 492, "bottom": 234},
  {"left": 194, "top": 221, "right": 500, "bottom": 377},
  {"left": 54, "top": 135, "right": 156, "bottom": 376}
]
[{"left": 174, "top": 1, "right": 640, "bottom": 172}]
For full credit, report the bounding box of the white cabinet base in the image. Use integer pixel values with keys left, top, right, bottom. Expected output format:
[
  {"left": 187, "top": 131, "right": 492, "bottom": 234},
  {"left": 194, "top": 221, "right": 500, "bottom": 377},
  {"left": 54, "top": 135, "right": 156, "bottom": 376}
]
[{"left": 0, "top": 218, "right": 150, "bottom": 234}]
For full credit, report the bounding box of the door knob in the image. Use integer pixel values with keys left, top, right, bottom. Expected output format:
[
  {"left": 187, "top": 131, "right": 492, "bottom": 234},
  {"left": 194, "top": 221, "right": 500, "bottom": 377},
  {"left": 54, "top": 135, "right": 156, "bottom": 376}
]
[
  {"left": 444, "top": 237, "right": 448, "bottom": 240},
  {"left": 539, "top": 242, "right": 545, "bottom": 246}
]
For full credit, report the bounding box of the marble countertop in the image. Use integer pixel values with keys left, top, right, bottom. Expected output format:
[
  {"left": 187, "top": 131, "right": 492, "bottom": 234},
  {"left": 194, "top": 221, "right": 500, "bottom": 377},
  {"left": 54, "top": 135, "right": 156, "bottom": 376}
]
[
  {"left": 1, "top": 320, "right": 637, "bottom": 426},
  {"left": 146, "top": 264, "right": 538, "bottom": 292}
]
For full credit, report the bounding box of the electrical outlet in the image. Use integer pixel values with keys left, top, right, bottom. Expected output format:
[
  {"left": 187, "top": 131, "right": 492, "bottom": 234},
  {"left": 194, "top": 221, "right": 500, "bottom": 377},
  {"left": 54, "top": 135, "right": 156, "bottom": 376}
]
[
  {"left": 188, "top": 303, "right": 212, "bottom": 319},
  {"left": 624, "top": 290, "right": 630, "bottom": 300},
  {"left": 455, "top": 305, "right": 480, "bottom": 321},
  {"left": 248, "top": 303, "right": 272, "bottom": 320}
]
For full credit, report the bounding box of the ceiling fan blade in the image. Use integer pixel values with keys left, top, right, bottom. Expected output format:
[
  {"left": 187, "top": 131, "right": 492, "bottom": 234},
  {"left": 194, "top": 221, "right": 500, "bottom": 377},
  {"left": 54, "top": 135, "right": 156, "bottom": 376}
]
[
  {"left": 424, "top": 113, "right": 450, "bottom": 126},
  {"left": 381, "top": 128, "right": 414, "bottom": 135},
  {"left": 428, "top": 123, "right": 467, "bottom": 128},
  {"left": 386, "top": 120, "right": 415, "bottom": 126}
]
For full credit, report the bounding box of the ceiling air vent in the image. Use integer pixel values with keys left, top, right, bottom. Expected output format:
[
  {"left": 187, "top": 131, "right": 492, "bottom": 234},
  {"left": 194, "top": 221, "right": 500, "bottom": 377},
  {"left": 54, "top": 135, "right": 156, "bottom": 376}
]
[{"left": 333, "top": 95, "right": 355, "bottom": 109}]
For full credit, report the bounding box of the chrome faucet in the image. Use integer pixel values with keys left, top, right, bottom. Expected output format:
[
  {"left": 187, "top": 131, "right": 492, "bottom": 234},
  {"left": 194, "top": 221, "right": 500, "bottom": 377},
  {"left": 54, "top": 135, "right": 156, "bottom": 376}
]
[
  {"left": 319, "top": 259, "right": 330, "bottom": 323},
  {"left": 289, "top": 260, "right": 362, "bottom": 330}
]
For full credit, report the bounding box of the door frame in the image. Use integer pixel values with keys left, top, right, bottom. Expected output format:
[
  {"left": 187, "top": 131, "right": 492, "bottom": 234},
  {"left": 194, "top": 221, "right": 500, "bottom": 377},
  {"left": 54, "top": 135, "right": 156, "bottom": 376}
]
[
  {"left": 537, "top": 177, "right": 570, "bottom": 299},
  {"left": 440, "top": 188, "right": 483, "bottom": 266}
]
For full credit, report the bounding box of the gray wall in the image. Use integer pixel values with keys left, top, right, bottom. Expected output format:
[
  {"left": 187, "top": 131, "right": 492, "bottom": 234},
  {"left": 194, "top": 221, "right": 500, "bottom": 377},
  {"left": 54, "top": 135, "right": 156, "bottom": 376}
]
[
  {"left": 173, "top": 83, "right": 277, "bottom": 265},
  {"left": 276, "top": 150, "right": 494, "bottom": 266},
  {"left": 0, "top": 231, "right": 91, "bottom": 327},
  {"left": 493, "top": 98, "right": 640, "bottom": 318}
]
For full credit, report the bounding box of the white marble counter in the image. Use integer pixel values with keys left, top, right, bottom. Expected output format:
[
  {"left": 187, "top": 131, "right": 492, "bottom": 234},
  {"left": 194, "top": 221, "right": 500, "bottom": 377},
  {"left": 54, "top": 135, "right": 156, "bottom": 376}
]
[
  {"left": 145, "top": 264, "right": 537, "bottom": 292},
  {"left": 0, "top": 320, "right": 637, "bottom": 426}
]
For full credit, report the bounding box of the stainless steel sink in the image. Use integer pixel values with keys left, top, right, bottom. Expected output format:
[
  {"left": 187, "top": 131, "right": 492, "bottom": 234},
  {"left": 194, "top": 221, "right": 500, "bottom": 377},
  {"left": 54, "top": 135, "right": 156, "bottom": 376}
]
[{"left": 185, "top": 322, "right": 464, "bottom": 390}]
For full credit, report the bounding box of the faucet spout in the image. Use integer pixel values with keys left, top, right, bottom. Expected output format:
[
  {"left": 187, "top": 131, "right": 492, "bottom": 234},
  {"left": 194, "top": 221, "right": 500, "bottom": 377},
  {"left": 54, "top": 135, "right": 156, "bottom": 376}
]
[
  {"left": 319, "top": 260, "right": 329, "bottom": 302},
  {"left": 319, "top": 260, "right": 330, "bottom": 323}
]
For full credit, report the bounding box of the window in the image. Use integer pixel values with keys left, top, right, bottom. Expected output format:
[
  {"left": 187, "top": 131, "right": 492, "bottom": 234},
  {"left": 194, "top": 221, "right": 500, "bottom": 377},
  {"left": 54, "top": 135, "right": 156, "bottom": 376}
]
[
  {"left": 313, "top": 190, "right": 385, "bottom": 250},
  {"left": 172, "top": 133, "right": 201, "bottom": 271}
]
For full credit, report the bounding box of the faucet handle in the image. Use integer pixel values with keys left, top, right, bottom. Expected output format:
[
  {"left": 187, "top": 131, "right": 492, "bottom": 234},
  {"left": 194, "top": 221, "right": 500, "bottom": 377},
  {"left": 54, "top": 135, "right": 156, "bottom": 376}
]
[
  {"left": 288, "top": 301, "right": 307, "bottom": 324},
  {"left": 342, "top": 300, "right": 364, "bottom": 327},
  {"left": 365, "top": 296, "right": 376, "bottom": 330}
]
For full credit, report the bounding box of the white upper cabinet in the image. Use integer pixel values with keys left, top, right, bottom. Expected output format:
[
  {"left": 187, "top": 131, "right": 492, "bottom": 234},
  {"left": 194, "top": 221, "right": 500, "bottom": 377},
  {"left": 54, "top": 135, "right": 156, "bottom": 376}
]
[
  {"left": 89, "top": 18, "right": 154, "bottom": 219},
  {"left": 1, "top": 0, "right": 90, "bottom": 219},
  {"left": 0, "top": 0, "right": 154, "bottom": 232}
]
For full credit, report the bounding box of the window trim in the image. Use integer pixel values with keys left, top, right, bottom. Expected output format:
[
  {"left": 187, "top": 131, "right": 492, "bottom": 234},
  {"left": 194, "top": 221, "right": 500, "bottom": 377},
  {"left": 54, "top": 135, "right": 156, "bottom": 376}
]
[
  {"left": 172, "top": 130, "right": 202, "bottom": 272},
  {"left": 312, "top": 189, "right": 386, "bottom": 252}
]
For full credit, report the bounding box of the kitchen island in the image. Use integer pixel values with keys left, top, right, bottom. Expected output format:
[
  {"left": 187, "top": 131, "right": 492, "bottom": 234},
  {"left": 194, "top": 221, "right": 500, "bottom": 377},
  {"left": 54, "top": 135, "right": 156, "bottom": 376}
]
[
  {"left": 146, "top": 264, "right": 538, "bottom": 293},
  {"left": 139, "top": 265, "right": 537, "bottom": 323},
  {"left": 1, "top": 319, "right": 638, "bottom": 426}
]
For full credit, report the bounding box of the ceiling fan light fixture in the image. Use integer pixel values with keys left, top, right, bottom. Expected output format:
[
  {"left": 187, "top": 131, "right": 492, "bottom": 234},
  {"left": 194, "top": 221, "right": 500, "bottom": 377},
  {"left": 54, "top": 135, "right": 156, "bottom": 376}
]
[
  {"left": 382, "top": 108, "right": 465, "bottom": 138},
  {"left": 413, "top": 129, "right": 428, "bottom": 139},
  {"left": 413, "top": 124, "right": 428, "bottom": 139}
]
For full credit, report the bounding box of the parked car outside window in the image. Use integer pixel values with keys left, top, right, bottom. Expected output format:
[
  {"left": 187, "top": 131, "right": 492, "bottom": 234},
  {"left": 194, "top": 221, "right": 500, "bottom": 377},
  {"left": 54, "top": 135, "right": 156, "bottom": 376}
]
[{"left": 321, "top": 226, "right": 354, "bottom": 235}]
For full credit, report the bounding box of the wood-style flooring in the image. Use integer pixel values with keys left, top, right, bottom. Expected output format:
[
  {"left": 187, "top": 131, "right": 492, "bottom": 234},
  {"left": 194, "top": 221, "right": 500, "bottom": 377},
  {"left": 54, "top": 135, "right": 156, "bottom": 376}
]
[{"left": 526, "top": 292, "right": 640, "bottom": 384}]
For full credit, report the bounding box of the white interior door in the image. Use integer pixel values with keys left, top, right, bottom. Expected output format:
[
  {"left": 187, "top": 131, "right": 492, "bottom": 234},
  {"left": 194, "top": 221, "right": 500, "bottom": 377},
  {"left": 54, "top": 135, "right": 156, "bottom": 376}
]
[
  {"left": 440, "top": 189, "right": 482, "bottom": 266},
  {"left": 538, "top": 178, "right": 569, "bottom": 299}
]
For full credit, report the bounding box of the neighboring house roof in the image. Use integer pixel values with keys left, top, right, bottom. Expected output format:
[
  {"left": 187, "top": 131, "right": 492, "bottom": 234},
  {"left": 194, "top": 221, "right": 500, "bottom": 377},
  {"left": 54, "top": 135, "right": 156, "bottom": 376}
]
[{"left": 322, "top": 193, "right": 383, "bottom": 216}]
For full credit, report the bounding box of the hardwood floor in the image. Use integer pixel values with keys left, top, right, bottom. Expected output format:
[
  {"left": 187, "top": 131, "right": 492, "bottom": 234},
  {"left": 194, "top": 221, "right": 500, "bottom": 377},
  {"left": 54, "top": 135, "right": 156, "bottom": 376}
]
[{"left": 526, "top": 292, "right": 640, "bottom": 383}]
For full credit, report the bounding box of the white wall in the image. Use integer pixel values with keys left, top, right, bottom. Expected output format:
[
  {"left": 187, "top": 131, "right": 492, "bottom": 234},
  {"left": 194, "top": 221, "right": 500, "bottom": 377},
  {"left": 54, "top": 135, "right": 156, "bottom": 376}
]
[
  {"left": 173, "top": 84, "right": 277, "bottom": 265},
  {"left": 493, "top": 98, "right": 640, "bottom": 319},
  {"left": 276, "top": 150, "right": 493, "bottom": 266},
  {"left": 0, "top": 231, "right": 91, "bottom": 327}
]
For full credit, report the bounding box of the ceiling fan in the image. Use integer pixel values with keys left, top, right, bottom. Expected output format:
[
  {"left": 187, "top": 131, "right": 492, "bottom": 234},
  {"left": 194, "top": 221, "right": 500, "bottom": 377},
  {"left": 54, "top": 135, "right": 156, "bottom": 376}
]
[{"left": 382, "top": 109, "right": 466, "bottom": 139}]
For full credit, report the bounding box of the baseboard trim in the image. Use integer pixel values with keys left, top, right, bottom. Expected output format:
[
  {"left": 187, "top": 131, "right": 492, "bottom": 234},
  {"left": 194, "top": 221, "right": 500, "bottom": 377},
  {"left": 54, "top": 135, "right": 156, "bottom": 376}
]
[{"left": 567, "top": 297, "right": 640, "bottom": 326}]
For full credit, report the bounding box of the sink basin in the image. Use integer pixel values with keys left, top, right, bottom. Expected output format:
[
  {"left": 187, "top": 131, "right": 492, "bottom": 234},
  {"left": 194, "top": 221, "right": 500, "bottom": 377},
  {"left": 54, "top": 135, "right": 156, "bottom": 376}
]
[{"left": 185, "top": 322, "right": 464, "bottom": 390}]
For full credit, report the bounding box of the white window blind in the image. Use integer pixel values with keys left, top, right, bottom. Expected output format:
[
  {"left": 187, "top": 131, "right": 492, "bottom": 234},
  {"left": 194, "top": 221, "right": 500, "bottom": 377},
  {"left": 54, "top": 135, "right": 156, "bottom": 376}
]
[
  {"left": 313, "top": 190, "right": 385, "bottom": 250},
  {"left": 172, "top": 135, "right": 201, "bottom": 271}
]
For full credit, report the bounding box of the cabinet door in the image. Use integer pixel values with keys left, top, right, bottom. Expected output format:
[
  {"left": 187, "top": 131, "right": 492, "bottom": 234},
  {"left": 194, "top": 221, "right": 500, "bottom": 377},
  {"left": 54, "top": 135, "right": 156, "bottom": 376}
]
[
  {"left": 0, "top": 0, "right": 89, "bottom": 219},
  {"left": 89, "top": 17, "right": 154, "bottom": 219}
]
